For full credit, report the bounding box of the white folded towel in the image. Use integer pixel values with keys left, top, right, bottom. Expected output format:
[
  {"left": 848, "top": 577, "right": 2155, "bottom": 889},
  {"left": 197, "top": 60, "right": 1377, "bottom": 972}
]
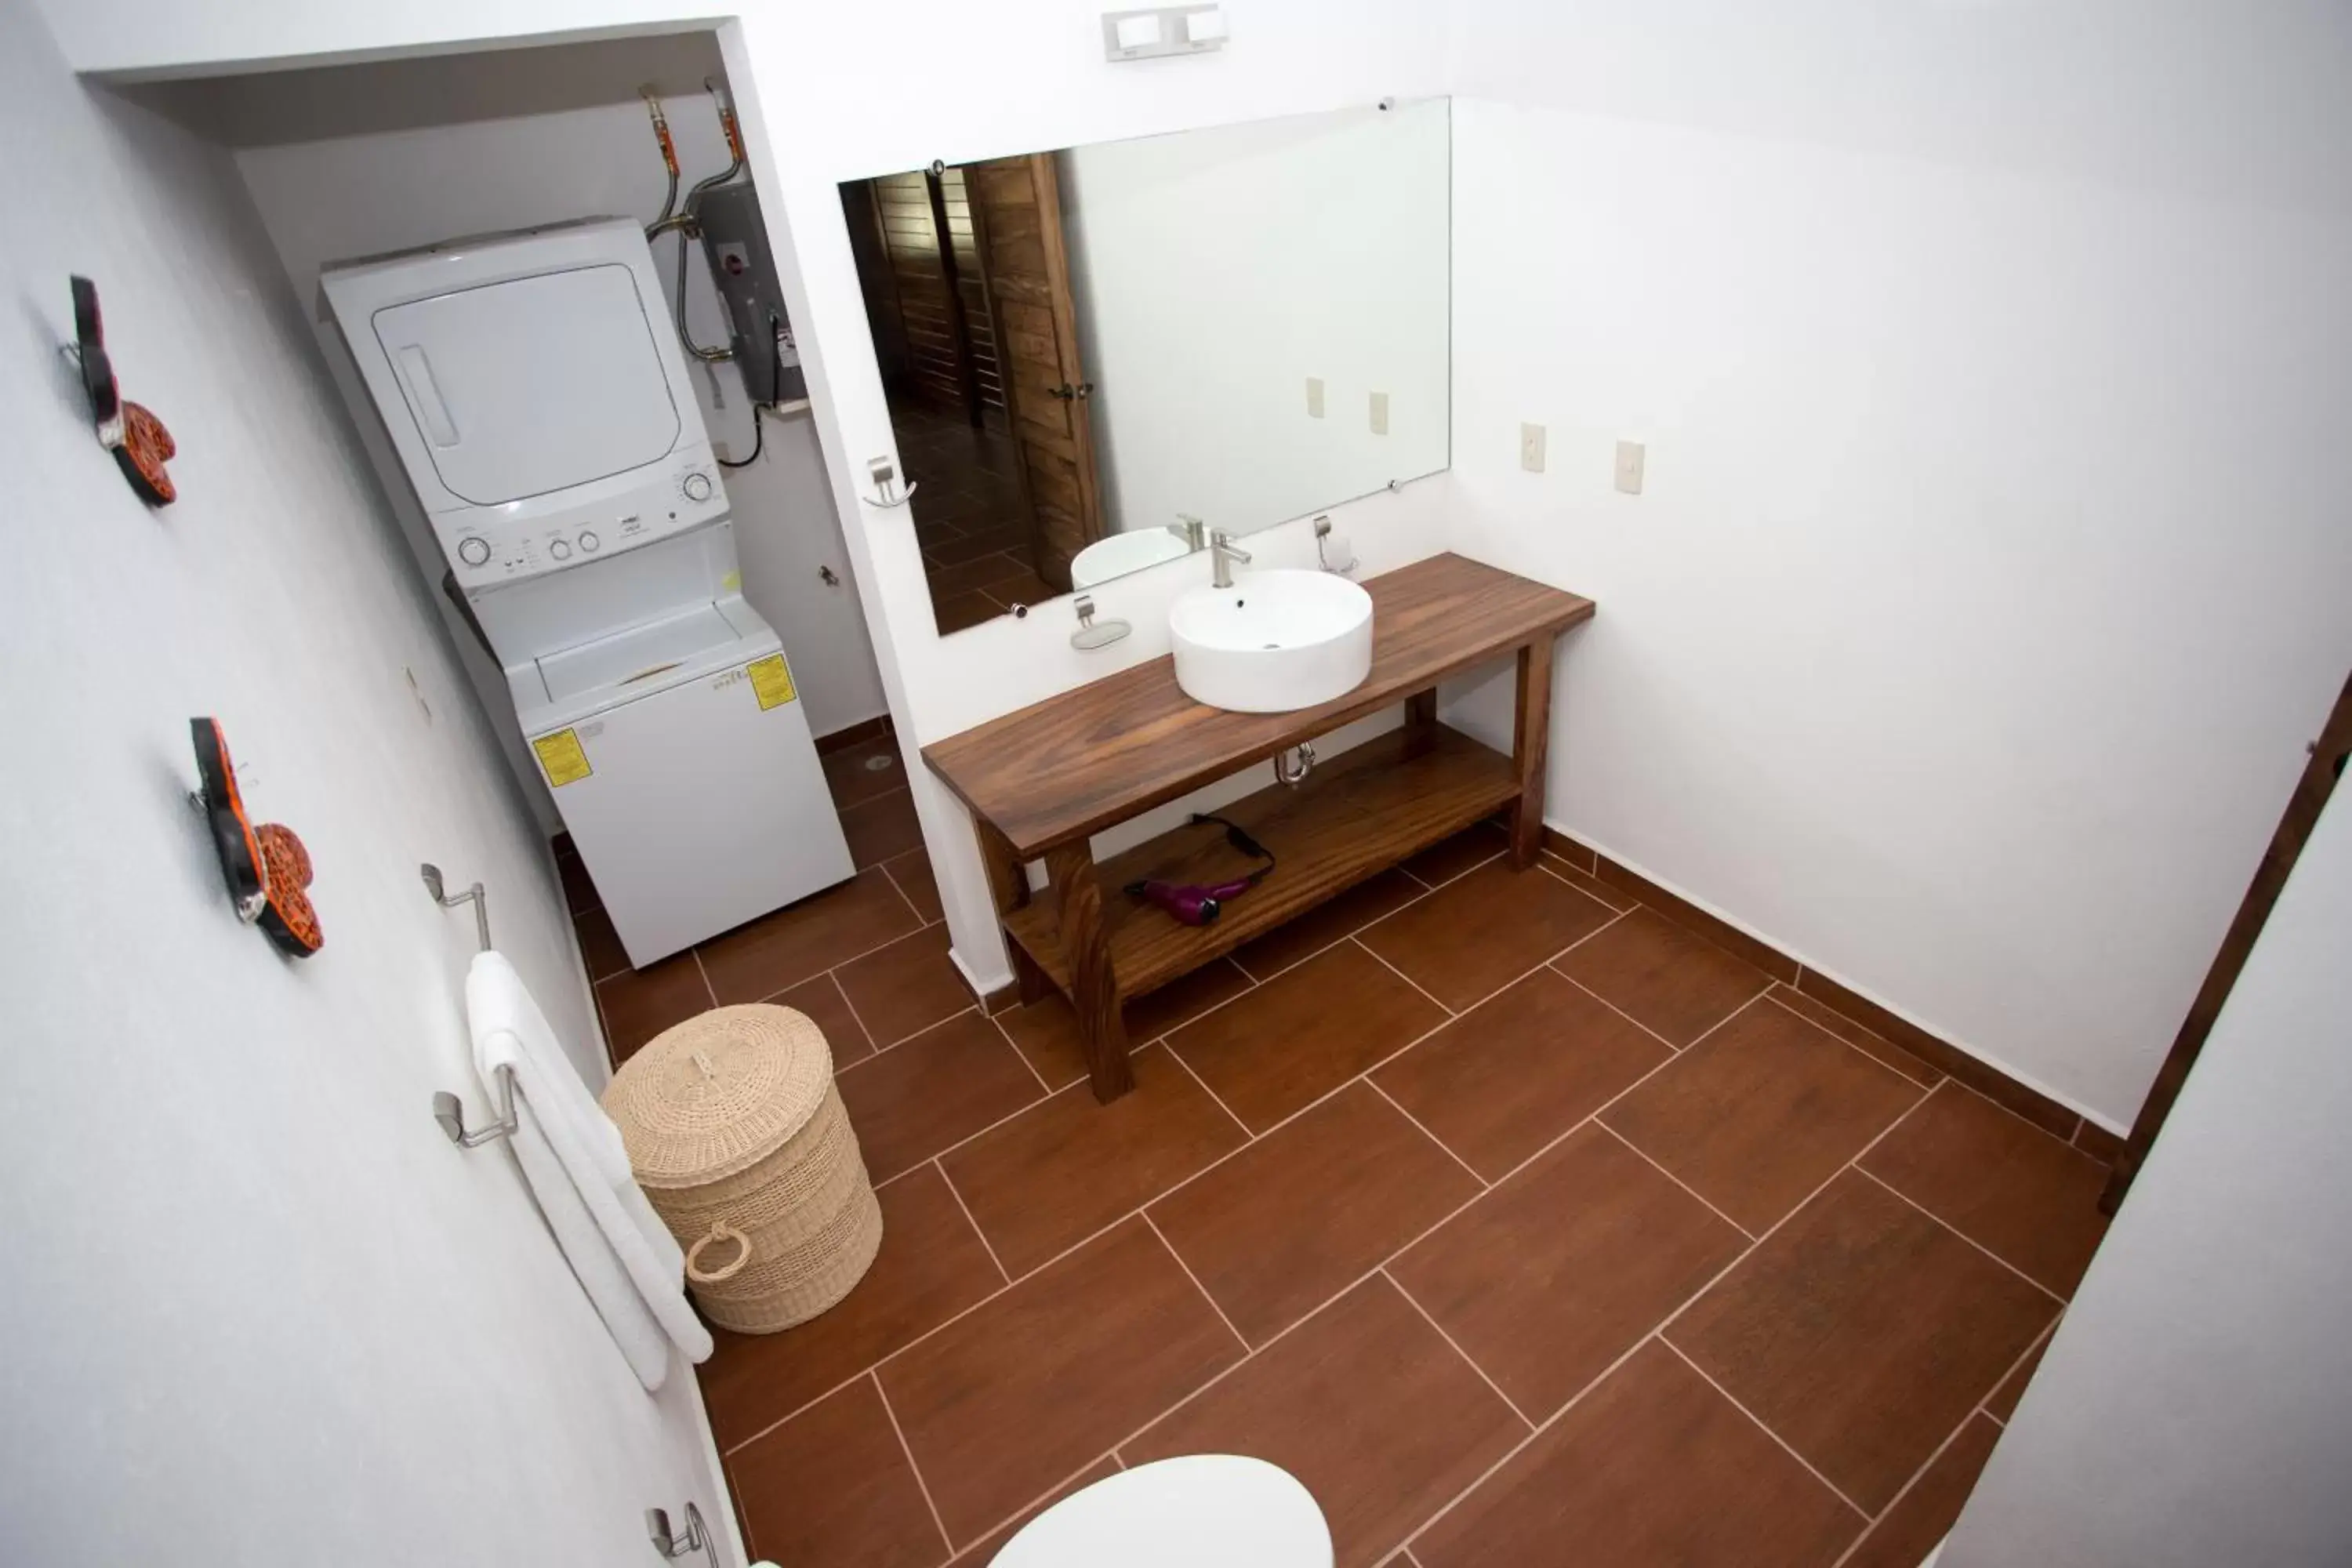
[{"left": 466, "top": 950, "right": 713, "bottom": 1390}]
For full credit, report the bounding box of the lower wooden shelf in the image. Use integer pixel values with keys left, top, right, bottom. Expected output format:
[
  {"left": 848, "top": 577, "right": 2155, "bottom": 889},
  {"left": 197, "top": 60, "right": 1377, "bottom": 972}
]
[{"left": 1004, "top": 724, "right": 1518, "bottom": 1001}]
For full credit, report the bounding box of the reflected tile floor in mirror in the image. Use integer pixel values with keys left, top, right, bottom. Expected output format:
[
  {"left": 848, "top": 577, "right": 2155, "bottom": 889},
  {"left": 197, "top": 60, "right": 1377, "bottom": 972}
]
[{"left": 895, "top": 404, "right": 1059, "bottom": 633}]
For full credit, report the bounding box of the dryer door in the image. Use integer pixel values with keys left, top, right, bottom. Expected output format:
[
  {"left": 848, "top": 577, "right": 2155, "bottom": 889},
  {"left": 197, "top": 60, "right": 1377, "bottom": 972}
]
[{"left": 370, "top": 262, "right": 682, "bottom": 507}]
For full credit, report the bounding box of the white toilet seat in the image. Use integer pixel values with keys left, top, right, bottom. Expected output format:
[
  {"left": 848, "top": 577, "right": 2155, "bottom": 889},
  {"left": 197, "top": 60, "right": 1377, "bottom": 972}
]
[{"left": 993, "top": 1454, "right": 1334, "bottom": 1567}]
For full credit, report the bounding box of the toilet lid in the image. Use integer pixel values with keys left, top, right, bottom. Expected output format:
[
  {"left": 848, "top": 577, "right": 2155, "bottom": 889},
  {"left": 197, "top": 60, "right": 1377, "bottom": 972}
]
[{"left": 995, "top": 1455, "right": 1334, "bottom": 1568}]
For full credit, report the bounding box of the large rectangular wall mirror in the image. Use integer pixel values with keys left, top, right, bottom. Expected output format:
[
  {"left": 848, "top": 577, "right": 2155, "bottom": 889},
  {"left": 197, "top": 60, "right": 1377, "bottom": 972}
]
[{"left": 840, "top": 98, "right": 1451, "bottom": 635}]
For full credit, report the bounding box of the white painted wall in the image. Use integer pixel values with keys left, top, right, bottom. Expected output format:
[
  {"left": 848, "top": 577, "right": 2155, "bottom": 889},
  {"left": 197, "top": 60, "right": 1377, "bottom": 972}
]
[
  {"left": 1060, "top": 98, "right": 1450, "bottom": 539},
  {"left": 0, "top": 7, "right": 734, "bottom": 1563},
  {"left": 38, "top": 2, "right": 1461, "bottom": 1001},
  {"left": 234, "top": 89, "right": 888, "bottom": 826},
  {"left": 1940, "top": 784, "right": 2352, "bottom": 1567},
  {"left": 1440, "top": 2, "right": 2352, "bottom": 1128}
]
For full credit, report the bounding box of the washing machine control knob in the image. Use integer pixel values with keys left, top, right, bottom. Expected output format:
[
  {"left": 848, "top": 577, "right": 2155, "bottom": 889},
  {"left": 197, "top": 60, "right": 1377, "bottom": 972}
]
[
  {"left": 579, "top": 530, "right": 601, "bottom": 553},
  {"left": 549, "top": 539, "right": 572, "bottom": 561},
  {"left": 683, "top": 471, "right": 714, "bottom": 503},
  {"left": 456, "top": 536, "right": 491, "bottom": 567}
]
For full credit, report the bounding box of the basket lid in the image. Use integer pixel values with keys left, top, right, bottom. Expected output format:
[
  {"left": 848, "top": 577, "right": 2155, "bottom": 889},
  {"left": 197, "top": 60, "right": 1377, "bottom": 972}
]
[{"left": 603, "top": 1004, "right": 834, "bottom": 1187}]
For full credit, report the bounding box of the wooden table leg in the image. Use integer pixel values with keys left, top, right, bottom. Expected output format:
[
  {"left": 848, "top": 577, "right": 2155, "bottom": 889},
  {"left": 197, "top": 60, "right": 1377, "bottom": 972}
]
[
  {"left": 978, "top": 822, "right": 1051, "bottom": 1006},
  {"left": 1403, "top": 687, "right": 1439, "bottom": 758},
  {"left": 1508, "top": 633, "right": 1556, "bottom": 869},
  {"left": 1045, "top": 841, "right": 1132, "bottom": 1102}
]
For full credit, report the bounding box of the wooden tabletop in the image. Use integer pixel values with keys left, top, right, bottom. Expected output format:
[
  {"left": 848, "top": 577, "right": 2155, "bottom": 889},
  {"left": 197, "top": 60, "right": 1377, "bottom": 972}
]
[{"left": 921, "top": 553, "right": 1595, "bottom": 858}]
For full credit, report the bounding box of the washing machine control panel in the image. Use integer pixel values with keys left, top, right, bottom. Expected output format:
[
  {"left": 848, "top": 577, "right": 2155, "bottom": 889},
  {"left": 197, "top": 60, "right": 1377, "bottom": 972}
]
[{"left": 440, "top": 454, "right": 725, "bottom": 589}]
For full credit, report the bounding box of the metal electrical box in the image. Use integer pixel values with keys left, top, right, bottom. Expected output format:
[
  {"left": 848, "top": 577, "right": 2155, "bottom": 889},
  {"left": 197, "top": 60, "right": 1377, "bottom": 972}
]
[{"left": 695, "top": 183, "right": 805, "bottom": 407}]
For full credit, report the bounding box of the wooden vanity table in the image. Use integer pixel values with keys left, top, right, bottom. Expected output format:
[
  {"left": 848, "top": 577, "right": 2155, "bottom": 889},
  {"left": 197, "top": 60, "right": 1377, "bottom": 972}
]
[{"left": 922, "top": 553, "right": 1595, "bottom": 1102}]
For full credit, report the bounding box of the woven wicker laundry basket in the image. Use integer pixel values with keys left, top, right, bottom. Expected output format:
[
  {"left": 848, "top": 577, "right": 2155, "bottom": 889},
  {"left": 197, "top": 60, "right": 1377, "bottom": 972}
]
[{"left": 602, "top": 1004, "right": 882, "bottom": 1334}]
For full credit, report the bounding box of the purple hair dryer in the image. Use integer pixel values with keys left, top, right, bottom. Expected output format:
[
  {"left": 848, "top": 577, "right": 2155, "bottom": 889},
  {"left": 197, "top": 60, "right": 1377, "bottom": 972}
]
[
  {"left": 1125, "top": 814, "right": 1279, "bottom": 927},
  {"left": 1129, "top": 876, "right": 1258, "bottom": 927}
]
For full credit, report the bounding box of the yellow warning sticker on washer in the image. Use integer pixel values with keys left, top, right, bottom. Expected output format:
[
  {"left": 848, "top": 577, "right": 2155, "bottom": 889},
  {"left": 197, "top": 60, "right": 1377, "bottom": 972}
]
[
  {"left": 747, "top": 655, "right": 797, "bottom": 710},
  {"left": 532, "top": 729, "right": 593, "bottom": 787}
]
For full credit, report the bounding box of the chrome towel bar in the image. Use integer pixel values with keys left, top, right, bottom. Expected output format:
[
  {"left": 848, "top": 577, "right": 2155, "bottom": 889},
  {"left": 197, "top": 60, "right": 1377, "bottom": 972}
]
[{"left": 423, "top": 863, "right": 517, "bottom": 1148}]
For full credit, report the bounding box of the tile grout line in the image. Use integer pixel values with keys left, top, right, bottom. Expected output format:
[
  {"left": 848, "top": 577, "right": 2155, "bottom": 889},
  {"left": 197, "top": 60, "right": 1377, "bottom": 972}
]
[
  {"left": 717, "top": 910, "right": 936, "bottom": 1011},
  {"left": 1398, "top": 1094, "right": 1945, "bottom": 1558},
  {"left": 1365, "top": 1079, "right": 1489, "bottom": 1191},
  {"left": 1132, "top": 957, "right": 1262, "bottom": 1046},
  {"left": 814, "top": 970, "right": 879, "bottom": 1058},
  {"left": 824, "top": 975, "right": 897, "bottom": 1058},
  {"left": 1658, "top": 1338, "right": 1872, "bottom": 1521},
  {"left": 1657, "top": 1086, "right": 1934, "bottom": 1345},
  {"left": 1663, "top": 985, "right": 1773, "bottom": 1054},
  {"left": 1166, "top": 908, "right": 1647, "bottom": 1163},
  {"left": 1591, "top": 1121, "right": 1757, "bottom": 1242},
  {"left": 1226, "top": 877, "right": 1443, "bottom": 987},
  {"left": 1142, "top": 1210, "right": 1254, "bottom": 1356},
  {"left": 1966, "top": 1316, "right": 2060, "bottom": 1439},
  {"left": 1769, "top": 978, "right": 2092, "bottom": 1153},
  {"left": 863, "top": 1072, "right": 1052, "bottom": 1190},
  {"left": 1397, "top": 1325, "right": 1671, "bottom": 1556},
  {"left": 688, "top": 948, "right": 721, "bottom": 1011},
  {"left": 1160, "top": 1037, "right": 1254, "bottom": 1142},
  {"left": 1826, "top": 1393, "right": 1996, "bottom": 1568},
  {"left": 1534, "top": 855, "right": 1630, "bottom": 911},
  {"left": 935, "top": 1156, "right": 1013, "bottom": 1287},
  {"left": 1849, "top": 1162, "right": 2068, "bottom": 1307},
  {"left": 877, "top": 855, "right": 925, "bottom": 923},
  {"left": 869, "top": 1370, "right": 957, "bottom": 1559},
  {"left": 988, "top": 1010, "right": 1058, "bottom": 1097},
  {"left": 1544, "top": 952, "right": 1698, "bottom": 1056},
  {"left": 1351, "top": 935, "right": 1461, "bottom": 1019},
  {"left": 1417, "top": 847, "right": 1506, "bottom": 890},
  {"left": 961, "top": 1448, "right": 1131, "bottom": 1563},
  {"left": 1379, "top": 1267, "right": 1534, "bottom": 1431},
  {"left": 1094, "top": 996, "right": 1787, "bottom": 1476},
  {"left": 836, "top": 1001, "right": 985, "bottom": 1076},
  {"left": 1759, "top": 986, "right": 1942, "bottom": 1091}
]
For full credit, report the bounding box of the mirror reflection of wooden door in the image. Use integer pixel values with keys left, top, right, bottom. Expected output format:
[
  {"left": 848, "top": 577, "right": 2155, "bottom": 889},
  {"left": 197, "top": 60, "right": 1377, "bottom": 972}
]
[{"left": 968, "top": 153, "right": 1103, "bottom": 592}]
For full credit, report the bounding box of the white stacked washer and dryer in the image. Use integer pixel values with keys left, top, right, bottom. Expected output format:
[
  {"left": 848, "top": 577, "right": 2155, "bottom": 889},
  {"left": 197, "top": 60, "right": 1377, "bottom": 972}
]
[{"left": 323, "top": 216, "right": 853, "bottom": 968}]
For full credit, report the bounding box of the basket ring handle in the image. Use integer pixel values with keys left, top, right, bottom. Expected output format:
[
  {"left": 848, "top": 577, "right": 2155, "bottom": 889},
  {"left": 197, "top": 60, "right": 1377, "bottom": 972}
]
[{"left": 685, "top": 1222, "right": 752, "bottom": 1283}]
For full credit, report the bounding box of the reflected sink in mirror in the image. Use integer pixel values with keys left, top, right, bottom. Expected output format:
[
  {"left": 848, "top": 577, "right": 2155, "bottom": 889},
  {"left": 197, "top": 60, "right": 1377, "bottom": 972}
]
[
  {"left": 1070, "top": 528, "right": 1192, "bottom": 589},
  {"left": 1170, "top": 569, "right": 1374, "bottom": 713},
  {"left": 839, "top": 98, "right": 1450, "bottom": 638}
]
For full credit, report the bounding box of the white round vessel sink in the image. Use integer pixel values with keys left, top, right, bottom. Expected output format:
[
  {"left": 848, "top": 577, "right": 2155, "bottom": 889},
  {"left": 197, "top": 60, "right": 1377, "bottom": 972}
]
[{"left": 1169, "top": 568, "right": 1374, "bottom": 713}]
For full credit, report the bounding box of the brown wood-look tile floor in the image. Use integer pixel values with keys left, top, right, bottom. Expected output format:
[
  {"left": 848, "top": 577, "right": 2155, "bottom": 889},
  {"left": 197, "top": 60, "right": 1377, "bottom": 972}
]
[{"left": 570, "top": 821, "right": 2107, "bottom": 1567}]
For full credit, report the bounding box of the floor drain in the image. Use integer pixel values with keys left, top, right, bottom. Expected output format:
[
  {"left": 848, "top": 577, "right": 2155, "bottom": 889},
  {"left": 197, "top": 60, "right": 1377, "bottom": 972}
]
[{"left": 863, "top": 754, "right": 896, "bottom": 773}]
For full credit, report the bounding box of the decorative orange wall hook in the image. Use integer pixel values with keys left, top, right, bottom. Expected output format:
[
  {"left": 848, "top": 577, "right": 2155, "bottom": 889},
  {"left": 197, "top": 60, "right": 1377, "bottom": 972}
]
[
  {"left": 191, "top": 718, "right": 322, "bottom": 957},
  {"left": 72, "top": 276, "right": 177, "bottom": 506}
]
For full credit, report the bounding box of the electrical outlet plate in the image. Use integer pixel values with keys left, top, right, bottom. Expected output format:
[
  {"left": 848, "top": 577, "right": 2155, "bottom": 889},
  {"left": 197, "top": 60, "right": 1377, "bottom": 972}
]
[
  {"left": 1370, "top": 391, "right": 1390, "bottom": 436},
  {"left": 1520, "top": 423, "right": 1546, "bottom": 474},
  {"left": 1615, "top": 439, "right": 1646, "bottom": 495},
  {"left": 1306, "top": 377, "right": 1325, "bottom": 419},
  {"left": 1102, "top": 5, "right": 1228, "bottom": 60}
]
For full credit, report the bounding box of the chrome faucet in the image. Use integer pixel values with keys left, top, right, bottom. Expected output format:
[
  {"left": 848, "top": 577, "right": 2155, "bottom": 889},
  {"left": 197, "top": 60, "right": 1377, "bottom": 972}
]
[{"left": 1209, "top": 529, "right": 1253, "bottom": 590}]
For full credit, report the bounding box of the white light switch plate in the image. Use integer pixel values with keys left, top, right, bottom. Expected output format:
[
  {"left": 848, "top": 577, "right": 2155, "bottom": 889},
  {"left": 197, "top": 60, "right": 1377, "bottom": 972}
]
[
  {"left": 1306, "top": 377, "right": 1325, "bottom": 419},
  {"left": 1520, "top": 423, "right": 1546, "bottom": 473},
  {"left": 1615, "top": 439, "right": 1646, "bottom": 495},
  {"left": 1370, "top": 391, "right": 1389, "bottom": 436}
]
